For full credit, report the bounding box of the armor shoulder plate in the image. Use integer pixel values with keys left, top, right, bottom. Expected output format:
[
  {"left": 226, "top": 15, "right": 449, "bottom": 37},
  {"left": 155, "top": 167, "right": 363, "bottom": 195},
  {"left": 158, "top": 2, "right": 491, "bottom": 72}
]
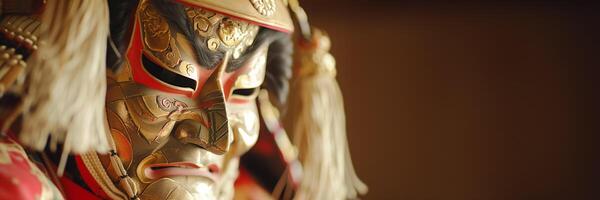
[{"left": 0, "top": 15, "right": 40, "bottom": 95}]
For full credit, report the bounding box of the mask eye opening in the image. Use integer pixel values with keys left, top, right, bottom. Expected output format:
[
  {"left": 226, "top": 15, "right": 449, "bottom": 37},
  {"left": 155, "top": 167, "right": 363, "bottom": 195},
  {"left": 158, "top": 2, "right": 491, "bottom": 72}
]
[
  {"left": 232, "top": 88, "right": 258, "bottom": 97},
  {"left": 141, "top": 54, "right": 197, "bottom": 91}
]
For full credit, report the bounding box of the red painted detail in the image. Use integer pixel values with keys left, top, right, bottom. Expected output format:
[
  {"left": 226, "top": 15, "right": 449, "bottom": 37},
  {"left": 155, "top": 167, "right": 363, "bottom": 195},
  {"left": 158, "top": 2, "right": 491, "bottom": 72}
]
[
  {"left": 228, "top": 98, "right": 250, "bottom": 104},
  {"left": 222, "top": 71, "right": 237, "bottom": 101},
  {"left": 128, "top": 18, "right": 219, "bottom": 98},
  {"left": 197, "top": 100, "right": 217, "bottom": 110},
  {"left": 128, "top": 19, "right": 190, "bottom": 97},
  {"left": 73, "top": 156, "right": 110, "bottom": 199},
  {"left": 192, "top": 67, "right": 216, "bottom": 98}
]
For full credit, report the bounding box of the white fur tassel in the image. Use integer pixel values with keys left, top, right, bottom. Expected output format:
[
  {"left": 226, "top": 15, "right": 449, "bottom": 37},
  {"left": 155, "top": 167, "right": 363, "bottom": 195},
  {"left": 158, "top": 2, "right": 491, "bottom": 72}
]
[
  {"left": 19, "top": 0, "right": 110, "bottom": 158},
  {"left": 285, "top": 29, "right": 367, "bottom": 200}
]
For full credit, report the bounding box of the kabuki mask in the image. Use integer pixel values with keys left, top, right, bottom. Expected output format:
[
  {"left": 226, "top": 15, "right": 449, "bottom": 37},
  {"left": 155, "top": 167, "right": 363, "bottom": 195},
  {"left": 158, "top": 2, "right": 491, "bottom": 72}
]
[
  {"left": 99, "top": 0, "right": 288, "bottom": 199},
  {"left": 0, "top": 0, "right": 368, "bottom": 199}
]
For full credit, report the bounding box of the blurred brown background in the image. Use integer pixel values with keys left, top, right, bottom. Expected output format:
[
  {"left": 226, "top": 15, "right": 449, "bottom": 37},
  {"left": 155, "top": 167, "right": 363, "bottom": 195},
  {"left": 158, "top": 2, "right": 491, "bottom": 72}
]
[{"left": 301, "top": 1, "right": 599, "bottom": 199}]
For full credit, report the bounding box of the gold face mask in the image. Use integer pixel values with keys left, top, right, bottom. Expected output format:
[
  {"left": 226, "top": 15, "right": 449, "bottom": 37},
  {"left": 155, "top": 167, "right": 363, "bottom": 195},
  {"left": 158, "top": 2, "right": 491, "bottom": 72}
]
[{"left": 102, "top": 1, "right": 267, "bottom": 199}]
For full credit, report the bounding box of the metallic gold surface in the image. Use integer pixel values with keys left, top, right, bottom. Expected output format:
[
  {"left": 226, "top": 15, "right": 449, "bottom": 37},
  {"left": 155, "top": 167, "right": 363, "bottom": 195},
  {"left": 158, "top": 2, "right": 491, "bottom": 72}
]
[
  {"left": 0, "top": 1, "right": 291, "bottom": 199},
  {"left": 250, "top": 0, "right": 276, "bottom": 16},
  {"left": 110, "top": 129, "right": 133, "bottom": 169},
  {"left": 185, "top": 7, "right": 224, "bottom": 38},
  {"left": 139, "top": 0, "right": 183, "bottom": 77},
  {"left": 184, "top": 5, "right": 259, "bottom": 58},
  {"left": 138, "top": 0, "right": 259, "bottom": 83},
  {"left": 139, "top": 2, "right": 171, "bottom": 52},
  {"left": 176, "top": 0, "right": 293, "bottom": 32},
  {"left": 98, "top": 2, "right": 272, "bottom": 198},
  {"left": 139, "top": 177, "right": 213, "bottom": 199},
  {"left": 233, "top": 45, "right": 267, "bottom": 89}
]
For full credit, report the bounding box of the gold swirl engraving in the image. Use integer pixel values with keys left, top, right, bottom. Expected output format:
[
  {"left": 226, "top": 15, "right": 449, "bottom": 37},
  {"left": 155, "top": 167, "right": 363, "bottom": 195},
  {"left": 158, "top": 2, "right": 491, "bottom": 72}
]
[
  {"left": 185, "top": 7, "right": 259, "bottom": 57},
  {"left": 207, "top": 37, "right": 220, "bottom": 51},
  {"left": 185, "top": 8, "right": 223, "bottom": 37},
  {"left": 250, "top": 0, "right": 276, "bottom": 16},
  {"left": 139, "top": 0, "right": 260, "bottom": 73},
  {"left": 139, "top": 0, "right": 181, "bottom": 68},
  {"left": 218, "top": 19, "right": 248, "bottom": 47}
]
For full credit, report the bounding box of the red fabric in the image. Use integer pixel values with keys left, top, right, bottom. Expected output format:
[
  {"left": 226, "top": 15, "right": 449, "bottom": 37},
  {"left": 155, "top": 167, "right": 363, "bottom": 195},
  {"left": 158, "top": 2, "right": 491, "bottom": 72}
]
[
  {"left": 73, "top": 155, "right": 110, "bottom": 199},
  {"left": 59, "top": 175, "right": 101, "bottom": 200},
  {"left": 235, "top": 165, "right": 255, "bottom": 185},
  {"left": 0, "top": 141, "right": 43, "bottom": 200},
  {"left": 234, "top": 166, "right": 272, "bottom": 200}
]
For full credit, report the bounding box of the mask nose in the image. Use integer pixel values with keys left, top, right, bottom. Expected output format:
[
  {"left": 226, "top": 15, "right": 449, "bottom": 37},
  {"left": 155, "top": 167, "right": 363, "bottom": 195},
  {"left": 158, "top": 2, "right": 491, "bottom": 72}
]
[{"left": 174, "top": 53, "right": 231, "bottom": 155}]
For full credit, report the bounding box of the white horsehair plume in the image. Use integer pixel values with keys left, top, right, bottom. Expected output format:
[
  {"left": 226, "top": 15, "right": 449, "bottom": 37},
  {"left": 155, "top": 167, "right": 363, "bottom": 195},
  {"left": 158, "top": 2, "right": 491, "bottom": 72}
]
[{"left": 20, "top": 0, "right": 110, "bottom": 175}]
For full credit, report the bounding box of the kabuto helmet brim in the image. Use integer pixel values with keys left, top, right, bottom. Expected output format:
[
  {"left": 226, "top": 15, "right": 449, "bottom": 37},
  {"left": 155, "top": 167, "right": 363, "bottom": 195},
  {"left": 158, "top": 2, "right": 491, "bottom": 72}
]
[{"left": 175, "top": 0, "right": 294, "bottom": 33}]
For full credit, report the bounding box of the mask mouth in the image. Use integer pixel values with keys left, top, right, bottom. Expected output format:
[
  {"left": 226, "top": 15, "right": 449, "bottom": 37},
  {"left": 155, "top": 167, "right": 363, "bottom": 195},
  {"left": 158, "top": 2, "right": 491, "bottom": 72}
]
[{"left": 144, "top": 162, "right": 220, "bottom": 183}]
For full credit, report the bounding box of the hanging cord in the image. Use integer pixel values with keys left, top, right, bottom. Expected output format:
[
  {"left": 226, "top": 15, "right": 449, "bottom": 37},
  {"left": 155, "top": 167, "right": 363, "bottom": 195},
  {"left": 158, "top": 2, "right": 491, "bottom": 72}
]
[
  {"left": 284, "top": 1, "right": 368, "bottom": 199},
  {"left": 287, "top": 0, "right": 312, "bottom": 42}
]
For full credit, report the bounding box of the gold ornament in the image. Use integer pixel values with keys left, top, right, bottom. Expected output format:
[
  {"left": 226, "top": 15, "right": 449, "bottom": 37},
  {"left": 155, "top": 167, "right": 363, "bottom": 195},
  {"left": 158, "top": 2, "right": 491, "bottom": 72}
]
[
  {"left": 184, "top": 5, "right": 259, "bottom": 55},
  {"left": 176, "top": 0, "right": 293, "bottom": 32},
  {"left": 250, "top": 0, "right": 276, "bottom": 16}
]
